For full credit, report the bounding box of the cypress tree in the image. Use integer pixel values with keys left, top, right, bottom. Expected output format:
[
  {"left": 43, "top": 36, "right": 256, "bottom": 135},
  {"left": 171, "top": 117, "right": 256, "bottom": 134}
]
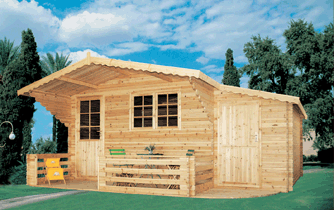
[
  {"left": 222, "top": 48, "right": 240, "bottom": 87},
  {"left": 0, "top": 28, "right": 42, "bottom": 183}
]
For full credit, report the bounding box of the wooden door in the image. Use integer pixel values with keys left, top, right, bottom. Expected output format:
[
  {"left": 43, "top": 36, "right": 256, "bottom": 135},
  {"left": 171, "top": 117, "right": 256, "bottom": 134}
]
[{"left": 218, "top": 102, "right": 260, "bottom": 187}]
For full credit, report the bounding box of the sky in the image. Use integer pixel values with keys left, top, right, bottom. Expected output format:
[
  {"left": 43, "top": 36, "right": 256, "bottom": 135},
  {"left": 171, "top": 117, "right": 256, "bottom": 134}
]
[{"left": 0, "top": 0, "right": 333, "bottom": 144}]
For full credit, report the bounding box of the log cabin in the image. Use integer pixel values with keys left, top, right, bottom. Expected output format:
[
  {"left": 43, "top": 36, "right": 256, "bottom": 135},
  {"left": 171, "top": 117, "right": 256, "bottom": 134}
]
[{"left": 19, "top": 52, "right": 307, "bottom": 198}]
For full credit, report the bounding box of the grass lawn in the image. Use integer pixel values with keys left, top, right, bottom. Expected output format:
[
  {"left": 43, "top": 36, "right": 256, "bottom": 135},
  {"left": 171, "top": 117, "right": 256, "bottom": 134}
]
[
  {"left": 0, "top": 185, "right": 73, "bottom": 200},
  {"left": 6, "top": 167, "right": 334, "bottom": 210}
]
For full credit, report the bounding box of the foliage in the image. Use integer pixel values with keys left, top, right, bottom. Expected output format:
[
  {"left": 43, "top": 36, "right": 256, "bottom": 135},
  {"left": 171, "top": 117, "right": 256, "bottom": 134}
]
[
  {"left": 284, "top": 20, "right": 334, "bottom": 150},
  {"left": 40, "top": 52, "right": 72, "bottom": 153},
  {"left": 8, "top": 156, "right": 26, "bottom": 185},
  {"left": 303, "top": 155, "right": 307, "bottom": 162},
  {"left": 7, "top": 136, "right": 56, "bottom": 185},
  {"left": 145, "top": 144, "right": 155, "bottom": 153},
  {"left": 0, "top": 37, "right": 20, "bottom": 75},
  {"left": 304, "top": 155, "right": 318, "bottom": 162},
  {"left": 222, "top": 48, "right": 240, "bottom": 87},
  {"left": 28, "top": 137, "right": 57, "bottom": 154},
  {"left": 0, "top": 28, "right": 42, "bottom": 184},
  {"left": 40, "top": 52, "right": 72, "bottom": 78},
  {"left": 241, "top": 35, "right": 295, "bottom": 94},
  {"left": 241, "top": 19, "right": 334, "bottom": 150}
]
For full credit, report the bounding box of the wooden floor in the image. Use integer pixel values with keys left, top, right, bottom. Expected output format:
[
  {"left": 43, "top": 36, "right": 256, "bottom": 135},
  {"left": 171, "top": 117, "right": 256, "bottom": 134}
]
[
  {"left": 35, "top": 180, "right": 280, "bottom": 199},
  {"left": 195, "top": 187, "right": 280, "bottom": 199}
]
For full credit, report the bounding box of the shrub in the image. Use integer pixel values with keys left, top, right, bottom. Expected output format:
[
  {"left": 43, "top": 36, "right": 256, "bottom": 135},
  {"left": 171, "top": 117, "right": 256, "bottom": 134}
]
[
  {"left": 307, "top": 155, "right": 318, "bottom": 162},
  {"left": 303, "top": 155, "right": 307, "bottom": 162},
  {"left": 8, "top": 137, "right": 56, "bottom": 185},
  {"left": 8, "top": 156, "right": 26, "bottom": 185}
]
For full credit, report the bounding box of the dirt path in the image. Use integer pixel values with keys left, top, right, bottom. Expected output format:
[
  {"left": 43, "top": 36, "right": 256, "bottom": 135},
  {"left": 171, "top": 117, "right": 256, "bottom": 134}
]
[{"left": 0, "top": 190, "right": 88, "bottom": 209}]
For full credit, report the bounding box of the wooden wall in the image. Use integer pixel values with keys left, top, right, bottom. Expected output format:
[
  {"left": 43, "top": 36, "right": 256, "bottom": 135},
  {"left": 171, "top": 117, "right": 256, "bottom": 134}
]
[
  {"left": 214, "top": 91, "right": 302, "bottom": 192},
  {"left": 71, "top": 72, "right": 214, "bottom": 192},
  {"left": 293, "top": 104, "right": 303, "bottom": 185}
]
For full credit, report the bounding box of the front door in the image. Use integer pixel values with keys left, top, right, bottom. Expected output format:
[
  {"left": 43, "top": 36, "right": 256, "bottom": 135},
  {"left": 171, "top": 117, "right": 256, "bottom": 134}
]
[{"left": 218, "top": 102, "right": 260, "bottom": 187}]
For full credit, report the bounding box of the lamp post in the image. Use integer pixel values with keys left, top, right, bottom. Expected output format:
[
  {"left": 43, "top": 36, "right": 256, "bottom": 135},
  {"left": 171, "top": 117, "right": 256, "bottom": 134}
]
[{"left": 0, "top": 121, "right": 15, "bottom": 147}]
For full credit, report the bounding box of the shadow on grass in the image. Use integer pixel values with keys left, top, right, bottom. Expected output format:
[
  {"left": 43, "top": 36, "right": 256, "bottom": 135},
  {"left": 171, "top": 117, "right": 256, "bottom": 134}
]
[{"left": 7, "top": 169, "right": 334, "bottom": 210}]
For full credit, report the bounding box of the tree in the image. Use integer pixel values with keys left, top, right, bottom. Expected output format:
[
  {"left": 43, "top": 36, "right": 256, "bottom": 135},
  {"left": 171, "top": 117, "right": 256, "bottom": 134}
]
[
  {"left": 0, "top": 28, "right": 42, "bottom": 183},
  {"left": 284, "top": 20, "right": 334, "bottom": 150},
  {"left": 40, "top": 52, "right": 72, "bottom": 153},
  {"left": 241, "top": 35, "right": 295, "bottom": 94},
  {"left": 222, "top": 48, "right": 240, "bottom": 87},
  {"left": 0, "top": 37, "right": 20, "bottom": 75},
  {"left": 241, "top": 19, "right": 333, "bottom": 150}
]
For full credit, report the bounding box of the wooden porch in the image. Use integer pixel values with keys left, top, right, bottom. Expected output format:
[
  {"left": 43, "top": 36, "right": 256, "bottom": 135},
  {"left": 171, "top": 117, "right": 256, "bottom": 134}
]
[
  {"left": 35, "top": 180, "right": 280, "bottom": 199},
  {"left": 26, "top": 153, "right": 279, "bottom": 198}
]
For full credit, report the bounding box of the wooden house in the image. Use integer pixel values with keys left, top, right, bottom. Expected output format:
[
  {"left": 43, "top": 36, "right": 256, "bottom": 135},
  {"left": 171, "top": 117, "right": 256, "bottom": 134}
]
[{"left": 19, "top": 52, "right": 307, "bottom": 197}]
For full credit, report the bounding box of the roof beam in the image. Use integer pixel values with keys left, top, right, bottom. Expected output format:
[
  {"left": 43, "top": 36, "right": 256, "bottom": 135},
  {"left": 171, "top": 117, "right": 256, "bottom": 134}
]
[{"left": 56, "top": 77, "right": 98, "bottom": 89}]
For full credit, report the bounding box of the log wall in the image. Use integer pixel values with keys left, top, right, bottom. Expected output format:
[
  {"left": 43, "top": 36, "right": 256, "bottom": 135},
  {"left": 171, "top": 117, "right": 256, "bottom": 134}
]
[
  {"left": 214, "top": 91, "right": 302, "bottom": 192},
  {"left": 72, "top": 73, "right": 214, "bottom": 192}
]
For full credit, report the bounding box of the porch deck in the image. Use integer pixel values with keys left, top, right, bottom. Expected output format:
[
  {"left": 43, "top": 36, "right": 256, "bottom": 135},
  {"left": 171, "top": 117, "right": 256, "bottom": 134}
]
[{"left": 35, "top": 180, "right": 280, "bottom": 199}]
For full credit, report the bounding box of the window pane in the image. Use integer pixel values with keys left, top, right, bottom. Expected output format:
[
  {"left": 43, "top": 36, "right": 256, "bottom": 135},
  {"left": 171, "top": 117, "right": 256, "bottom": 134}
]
[
  {"left": 168, "top": 116, "right": 177, "bottom": 126},
  {"left": 80, "top": 128, "right": 89, "bottom": 139},
  {"left": 91, "top": 114, "right": 100, "bottom": 126},
  {"left": 80, "top": 101, "right": 89, "bottom": 113},
  {"left": 91, "top": 100, "right": 100, "bottom": 113},
  {"left": 158, "top": 106, "right": 167, "bottom": 115},
  {"left": 91, "top": 127, "right": 100, "bottom": 139},
  {"left": 144, "top": 107, "right": 152, "bottom": 116},
  {"left": 168, "top": 94, "right": 177, "bottom": 104},
  {"left": 80, "top": 114, "right": 89, "bottom": 126},
  {"left": 134, "top": 107, "right": 142, "bottom": 116},
  {"left": 134, "top": 118, "right": 142, "bottom": 127},
  {"left": 144, "top": 96, "right": 153, "bottom": 105},
  {"left": 144, "top": 118, "right": 152, "bottom": 127},
  {"left": 158, "top": 94, "right": 167, "bottom": 105},
  {"left": 168, "top": 105, "right": 177, "bottom": 115},
  {"left": 134, "top": 96, "right": 142, "bottom": 106},
  {"left": 158, "top": 117, "right": 167, "bottom": 126}
]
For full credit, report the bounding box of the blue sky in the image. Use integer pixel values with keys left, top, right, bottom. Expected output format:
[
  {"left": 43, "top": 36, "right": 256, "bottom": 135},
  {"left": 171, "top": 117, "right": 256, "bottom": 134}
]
[{"left": 1, "top": 0, "right": 332, "bottom": 143}]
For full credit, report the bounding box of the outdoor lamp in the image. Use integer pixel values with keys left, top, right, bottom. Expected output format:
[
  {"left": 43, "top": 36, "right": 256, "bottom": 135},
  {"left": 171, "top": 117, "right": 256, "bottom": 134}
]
[{"left": 0, "top": 121, "right": 15, "bottom": 147}]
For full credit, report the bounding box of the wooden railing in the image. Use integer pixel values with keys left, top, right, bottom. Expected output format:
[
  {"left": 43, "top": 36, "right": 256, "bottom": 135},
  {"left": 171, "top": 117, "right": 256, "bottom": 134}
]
[
  {"left": 26, "top": 153, "right": 73, "bottom": 186},
  {"left": 98, "top": 155, "right": 195, "bottom": 197}
]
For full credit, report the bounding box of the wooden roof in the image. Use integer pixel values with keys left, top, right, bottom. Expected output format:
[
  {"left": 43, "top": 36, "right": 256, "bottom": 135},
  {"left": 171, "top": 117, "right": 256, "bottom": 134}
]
[{"left": 17, "top": 52, "right": 307, "bottom": 119}]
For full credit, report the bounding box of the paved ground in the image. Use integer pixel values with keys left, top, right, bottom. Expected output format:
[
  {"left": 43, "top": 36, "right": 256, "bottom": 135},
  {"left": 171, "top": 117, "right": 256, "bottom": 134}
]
[{"left": 0, "top": 190, "right": 88, "bottom": 209}]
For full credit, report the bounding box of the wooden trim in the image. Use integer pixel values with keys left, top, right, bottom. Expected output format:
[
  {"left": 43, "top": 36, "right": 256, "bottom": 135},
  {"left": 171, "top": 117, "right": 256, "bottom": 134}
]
[
  {"left": 56, "top": 77, "right": 98, "bottom": 89},
  {"left": 259, "top": 100, "right": 262, "bottom": 188}
]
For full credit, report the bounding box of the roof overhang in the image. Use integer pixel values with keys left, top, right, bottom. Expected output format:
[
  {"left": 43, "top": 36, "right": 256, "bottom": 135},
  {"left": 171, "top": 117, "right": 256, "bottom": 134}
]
[
  {"left": 217, "top": 84, "right": 307, "bottom": 119},
  {"left": 17, "top": 52, "right": 307, "bottom": 119}
]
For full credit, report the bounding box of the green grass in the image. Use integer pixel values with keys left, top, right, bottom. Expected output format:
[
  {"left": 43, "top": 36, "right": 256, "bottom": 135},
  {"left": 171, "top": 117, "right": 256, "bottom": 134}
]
[
  {"left": 0, "top": 185, "right": 73, "bottom": 200},
  {"left": 7, "top": 168, "right": 333, "bottom": 210}
]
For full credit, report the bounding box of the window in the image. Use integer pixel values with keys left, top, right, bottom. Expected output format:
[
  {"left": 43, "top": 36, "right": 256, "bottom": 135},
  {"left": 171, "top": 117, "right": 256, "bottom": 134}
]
[
  {"left": 133, "top": 95, "right": 153, "bottom": 127},
  {"left": 80, "top": 100, "right": 100, "bottom": 140},
  {"left": 158, "top": 94, "right": 178, "bottom": 127},
  {"left": 132, "top": 93, "right": 178, "bottom": 128}
]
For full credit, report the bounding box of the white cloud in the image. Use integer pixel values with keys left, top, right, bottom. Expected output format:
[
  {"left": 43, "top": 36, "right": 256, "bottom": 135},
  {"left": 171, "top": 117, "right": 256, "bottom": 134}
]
[
  {"left": 1, "top": 0, "right": 332, "bottom": 60},
  {"left": 58, "top": 11, "right": 133, "bottom": 47},
  {"left": 196, "top": 56, "right": 210, "bottom": 65},
  {"left": 234, "top": 55, "right": 248, "bottom": 63},
  {"left": 0, "top": 0, "right": 60, "bottom": 47},
  {"left": 201, "top": 65, "right": 223, "bottom": 73},
  {"left": 68, "top": 49, "right": 108, "bottom": 63},
  {"left": 108, "top": 42, "right": 148, "bottom": 56}
]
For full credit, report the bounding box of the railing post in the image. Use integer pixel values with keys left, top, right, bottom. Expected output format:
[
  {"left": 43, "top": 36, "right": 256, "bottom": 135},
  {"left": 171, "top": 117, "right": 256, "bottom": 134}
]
[
  {"left": 26, "top": 154, "right": 38, "bottom": 186},
  {"left": 189, "top": 156, "right": 195, "bottom": 197},
  {"left": 179, "top": 157, "right": 190, "bottom": 197}
]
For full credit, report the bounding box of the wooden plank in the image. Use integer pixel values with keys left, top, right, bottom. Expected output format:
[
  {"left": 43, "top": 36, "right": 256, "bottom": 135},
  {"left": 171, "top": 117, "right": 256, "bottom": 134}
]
[
  {"left": 105, "top": 177, "right": 181, "bottom": 185},
  {"left": 104, "top": 168, "right": 187, "bottom": 175}
]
